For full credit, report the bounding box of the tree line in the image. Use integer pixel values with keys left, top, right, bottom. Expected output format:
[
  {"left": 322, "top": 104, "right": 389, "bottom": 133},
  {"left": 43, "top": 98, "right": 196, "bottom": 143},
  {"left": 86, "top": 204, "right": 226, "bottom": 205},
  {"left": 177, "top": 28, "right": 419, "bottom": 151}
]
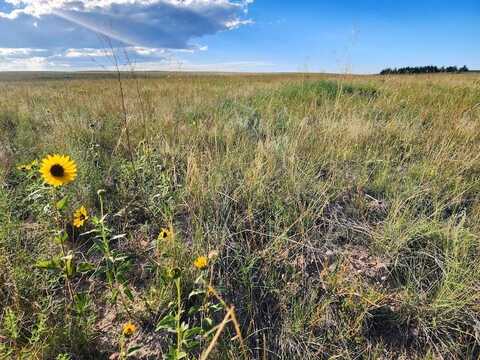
[{"left": 380, "top": 65, "right": 469, "bottom": 75}]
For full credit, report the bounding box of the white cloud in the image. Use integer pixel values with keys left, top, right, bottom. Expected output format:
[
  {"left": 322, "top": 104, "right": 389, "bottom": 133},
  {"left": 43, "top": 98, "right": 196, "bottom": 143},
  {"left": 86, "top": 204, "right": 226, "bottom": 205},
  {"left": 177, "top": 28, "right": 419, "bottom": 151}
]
[
  {"left": 62, "top": 46, "right": 166, "bottom": 58},
  {"left": 1, "top": 1, "right": 251, "bottom": 19},
  {"left": 0, "top": 0, "right": 254, "bottom": 70},
  {"left": 224, "top": 18, "right": 253, "bottom": 29},
  {"left": 0, "top": 56, "right": 50, "bottom": 70},
  {"left": 63, "top": 48, "right": 108, "bottom": 58},
  {"left": 0, "top": 0, "right": 253, "bottom": 48},
  {"left": 0, "top": 47, "right": 47, "bottom": 56}
]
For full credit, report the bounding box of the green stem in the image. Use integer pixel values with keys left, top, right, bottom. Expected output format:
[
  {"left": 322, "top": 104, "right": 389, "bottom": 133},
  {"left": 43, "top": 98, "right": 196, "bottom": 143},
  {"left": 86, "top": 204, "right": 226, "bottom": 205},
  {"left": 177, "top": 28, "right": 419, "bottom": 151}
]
[
  {"left": 175, "top": 277, "right": 182, "bottom": 354},
  {"left": 51, "top": 188, "right": 74, "bottom": 302},
  {"left": 98, "top": 191, "right": 135, "bottom": 319},
  {"left": 119, "top": 335, "right": 126, "bottom": 360}
]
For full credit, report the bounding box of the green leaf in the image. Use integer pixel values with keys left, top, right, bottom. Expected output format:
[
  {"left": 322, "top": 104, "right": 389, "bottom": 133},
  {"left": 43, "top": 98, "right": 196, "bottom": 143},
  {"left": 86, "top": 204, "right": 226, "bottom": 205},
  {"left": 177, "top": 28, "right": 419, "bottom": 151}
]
[
  {"left": 63, "top": 253, "right": 75, "bottom": 277},
  {"left": 188, "top": 288, "right": 205, "bottom": 299},
  {"left": 184, "top": 326, "right": 203, "bottom": 339},
  {"left": 184, "top": 340, "right": 201, "bottom": 350},
  {"left": 188, "top": 305, "right": 201, "bottom": 316},
  {"left": 166, "top": 348, "right": 187, "bottom": 360},
  {"left": 36, "top": 259, "right": 61, "bottom": 270},
  {"left": 203, "top": 318, "right": 214, "bottom": 328},
  {"left": 176, "top": 351, "right": 187, "bottom": 359},
  {"left": 112, "top": 255, "right": 129, "bottom": 263},
  {"left": 155, "top": 314, "right": 176, "bottom": 332},
  {"left": 79, "top": 229, "right": 97, "bottom": 237},
  {"left": 208, "top": 303, "right": 223, "bottom": 312},
  {"left": 167, "top": 301, "right": 176, "bottom": 309},
  {"left": 54, "top": 231, "right": 68, "bottom": 245},
  {"left": 76, "top": 262, "right": 95, "bottom": 273},
  {"left": 106, "top": 269, "right": 114, "bottom": 284},
  {"left": 56, "top": 196, "right": 68, "bottom": 210},
  {"left": 110, "top": 288, "right": 119, "bottom": 304},
  {"left": 127, "top": 345, "right": 142, "bottom": 356},
  {"left": 180, "top": 322, "right": 189, "bottom": 332},
  {"left": 123, "top": 286, "right": 134, "bottom": 302}
]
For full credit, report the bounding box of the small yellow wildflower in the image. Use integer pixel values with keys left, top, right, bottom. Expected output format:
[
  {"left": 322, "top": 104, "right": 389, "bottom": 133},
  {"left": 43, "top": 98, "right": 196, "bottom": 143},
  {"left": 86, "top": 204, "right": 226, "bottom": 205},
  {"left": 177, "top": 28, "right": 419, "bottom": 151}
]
[
  {"left": 39, "top": 154, "right": 77, "bottom": 187},
  {"left": 122, "top": 321, "right": 137, "bottom": 337},
  {"left": 16, "top": 159, "right": 38, "bottom": 171},
  {"left": 158, "top": 227, "right": 172, "bottom": 241},
  {"left": 206, "top": 285, "right": 215, "bottom": 296},
  {"left": 73, "top": 206, "right": 88, "bottom": 228},
  {"left": 193, "top": 256, "right": 208, "bottom": 270},
  {"left": 17, "top": 164, "right": 31, "bottom": 171}
]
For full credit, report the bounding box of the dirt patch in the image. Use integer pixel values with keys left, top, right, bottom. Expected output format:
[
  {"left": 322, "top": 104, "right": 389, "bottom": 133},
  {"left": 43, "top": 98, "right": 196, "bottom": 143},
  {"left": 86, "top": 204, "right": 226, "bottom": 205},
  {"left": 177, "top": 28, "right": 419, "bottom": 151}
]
[{"left": 364, "top": 304, "right": 419, "bottom": 353}]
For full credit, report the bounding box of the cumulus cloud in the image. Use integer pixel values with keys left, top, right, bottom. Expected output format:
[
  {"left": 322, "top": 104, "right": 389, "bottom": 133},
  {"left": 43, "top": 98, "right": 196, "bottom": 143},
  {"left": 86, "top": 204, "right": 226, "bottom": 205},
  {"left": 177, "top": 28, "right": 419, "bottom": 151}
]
[{"left": 0, "top": 0, "right": 254, "bottom": 69}]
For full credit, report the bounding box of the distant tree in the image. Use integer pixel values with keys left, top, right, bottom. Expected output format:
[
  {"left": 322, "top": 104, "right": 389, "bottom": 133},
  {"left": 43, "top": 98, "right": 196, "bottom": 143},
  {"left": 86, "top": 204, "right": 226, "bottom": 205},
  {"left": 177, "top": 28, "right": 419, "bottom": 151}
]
[
  {"left": 445, "top": 66, "right": 458, "bottom": 73},
  {"left": 380, "top": 65, "right": 469, "bottom": 75}
]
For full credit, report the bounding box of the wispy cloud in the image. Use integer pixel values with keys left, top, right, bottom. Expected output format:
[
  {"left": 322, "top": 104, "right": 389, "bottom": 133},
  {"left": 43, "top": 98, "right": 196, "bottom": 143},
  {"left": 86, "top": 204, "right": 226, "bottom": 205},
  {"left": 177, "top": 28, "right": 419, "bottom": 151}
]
[
  {"left": 0, "top": 47, "right": 47, "bottom": 57},
  {"left": 131, "top": 60, "right": 275, "bottom": 72}
]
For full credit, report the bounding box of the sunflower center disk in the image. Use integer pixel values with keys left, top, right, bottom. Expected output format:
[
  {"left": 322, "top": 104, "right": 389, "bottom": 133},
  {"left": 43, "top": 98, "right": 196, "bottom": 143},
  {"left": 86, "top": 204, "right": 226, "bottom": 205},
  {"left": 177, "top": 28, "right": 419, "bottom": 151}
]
[{"left": 50, "top": 164, "right": 65, "bottom": 177}]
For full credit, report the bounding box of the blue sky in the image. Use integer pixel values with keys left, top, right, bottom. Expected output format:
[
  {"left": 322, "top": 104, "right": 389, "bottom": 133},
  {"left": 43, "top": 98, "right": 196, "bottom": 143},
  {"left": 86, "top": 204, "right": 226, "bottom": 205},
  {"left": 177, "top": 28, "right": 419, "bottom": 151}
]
[{"left": 0, "top": 0, "right": 478, "bottom": 73}]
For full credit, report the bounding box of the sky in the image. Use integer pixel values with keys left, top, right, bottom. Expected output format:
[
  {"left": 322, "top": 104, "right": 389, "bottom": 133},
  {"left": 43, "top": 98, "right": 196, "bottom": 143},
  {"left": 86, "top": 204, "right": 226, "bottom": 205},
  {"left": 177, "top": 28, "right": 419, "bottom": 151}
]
[{"left": 0, "top": 0, "right": 478, "bottom": 73}]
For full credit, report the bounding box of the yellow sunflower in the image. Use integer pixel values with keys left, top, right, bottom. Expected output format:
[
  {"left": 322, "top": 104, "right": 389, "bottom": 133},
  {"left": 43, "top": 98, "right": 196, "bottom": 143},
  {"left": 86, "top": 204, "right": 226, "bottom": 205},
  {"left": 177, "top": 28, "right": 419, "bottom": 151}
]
[
  {"left": 158, "top": 227, "right": 172, "bottom": 241},
  {"left": 73, "top": 206, "right": 88, "bottom": 228},
  {"left": 39, "top": 154, "right": 77, "bottom": 187},
  {"left": 122, "top": 321, "right": 137, "bottom": 337},
  {"left": 193, "top": 256, "right": 208, "bottom": 270}
]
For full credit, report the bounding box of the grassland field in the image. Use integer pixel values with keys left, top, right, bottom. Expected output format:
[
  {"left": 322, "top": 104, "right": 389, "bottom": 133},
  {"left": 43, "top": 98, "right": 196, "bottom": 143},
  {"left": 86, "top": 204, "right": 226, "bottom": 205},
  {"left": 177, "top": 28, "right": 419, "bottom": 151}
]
[{"left": 1, "top": 71, "right": 480, "bottom": 359}]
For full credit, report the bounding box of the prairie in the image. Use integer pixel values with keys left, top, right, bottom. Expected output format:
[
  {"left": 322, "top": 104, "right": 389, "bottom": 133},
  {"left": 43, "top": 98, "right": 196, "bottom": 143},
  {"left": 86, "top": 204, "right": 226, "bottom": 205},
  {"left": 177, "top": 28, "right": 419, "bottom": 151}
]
[{"left": 1, "top": 72, "right": 480, "bottom": 359}]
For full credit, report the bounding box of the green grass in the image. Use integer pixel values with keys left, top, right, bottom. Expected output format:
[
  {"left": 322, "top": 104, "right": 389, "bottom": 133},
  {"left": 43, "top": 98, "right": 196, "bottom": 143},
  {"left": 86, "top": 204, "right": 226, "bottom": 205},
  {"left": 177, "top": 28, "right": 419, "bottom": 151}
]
[{"left": 1, "top": 72, "right": 480, "bottom": 359}]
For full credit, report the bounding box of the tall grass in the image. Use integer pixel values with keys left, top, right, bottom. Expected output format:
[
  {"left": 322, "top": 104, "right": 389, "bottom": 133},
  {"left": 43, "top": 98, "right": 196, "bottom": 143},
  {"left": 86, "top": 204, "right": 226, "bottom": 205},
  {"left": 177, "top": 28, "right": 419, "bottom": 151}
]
[{"left": 1, "top": 72, "right": 480, "bottom": 359}]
